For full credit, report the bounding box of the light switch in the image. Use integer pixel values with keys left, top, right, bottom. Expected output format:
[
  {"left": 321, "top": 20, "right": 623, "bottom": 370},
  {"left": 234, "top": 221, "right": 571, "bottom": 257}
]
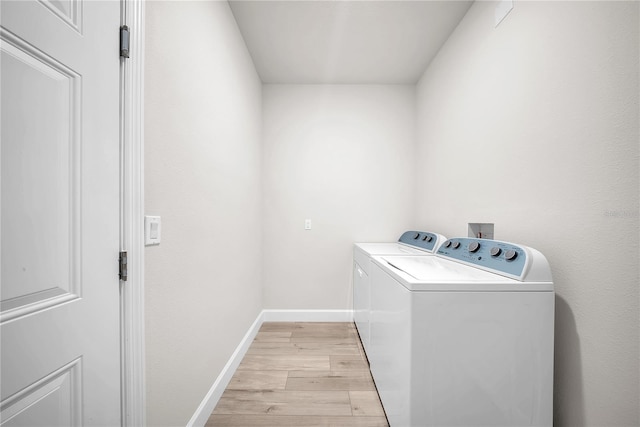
[
  {"left": 305, "top": 219, "right": 311, "bottom": 230},
  {"left": 145, "top": 216, "right": 161, "bottom": 245},
  {"left": 150, "top": 222, "right": 159, "bottom": 239}
]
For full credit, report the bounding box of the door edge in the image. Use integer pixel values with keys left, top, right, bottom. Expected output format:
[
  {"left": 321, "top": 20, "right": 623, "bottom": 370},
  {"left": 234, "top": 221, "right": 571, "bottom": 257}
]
[{"left": 120, "top": 0, "right": 145, "bottom": 425}]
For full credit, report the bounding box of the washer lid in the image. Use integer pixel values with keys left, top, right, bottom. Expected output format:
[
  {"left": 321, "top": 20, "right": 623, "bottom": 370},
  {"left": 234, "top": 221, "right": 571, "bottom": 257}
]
[{"left": 375, "top": 256, "right": 554, "bottom": 292}]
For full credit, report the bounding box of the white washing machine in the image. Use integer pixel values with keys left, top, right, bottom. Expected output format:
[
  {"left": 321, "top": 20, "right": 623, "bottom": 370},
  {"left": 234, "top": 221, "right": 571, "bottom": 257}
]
[
  {"left": 353, "top": 231, "right": 446, "bottom": 354},
  {"left": 369, "top": 237, "right": 554, "bottom": 427}
]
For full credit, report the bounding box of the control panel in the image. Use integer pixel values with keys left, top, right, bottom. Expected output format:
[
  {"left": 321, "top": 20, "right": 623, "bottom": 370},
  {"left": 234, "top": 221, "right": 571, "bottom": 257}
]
[
  {"left": 437, "top": 238, "right": 528, "bottom": 279},
  {"left": 398, "top": 230, "right": 441, "bottom": 253}
]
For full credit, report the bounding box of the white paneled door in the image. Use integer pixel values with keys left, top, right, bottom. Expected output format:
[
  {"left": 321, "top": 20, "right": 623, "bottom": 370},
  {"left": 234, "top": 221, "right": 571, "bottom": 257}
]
[{"left": 1, "top": 0, "right": 121, "bottom": 425}]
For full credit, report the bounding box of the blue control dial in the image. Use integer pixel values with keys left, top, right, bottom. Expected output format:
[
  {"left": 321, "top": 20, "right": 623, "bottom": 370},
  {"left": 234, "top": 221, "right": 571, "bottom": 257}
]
[
  {"left": 399, "top": 230, "right": 440, "bottom": 252},
  {"left": 437, "top": 238, "right": 527, "bottom": 278}
]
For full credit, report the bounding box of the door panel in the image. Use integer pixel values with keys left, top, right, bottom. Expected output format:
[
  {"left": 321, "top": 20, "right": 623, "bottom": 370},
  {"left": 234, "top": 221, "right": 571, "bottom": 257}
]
[
  {"left": 1, "top": 0, "right": 121, "bottom": 425},
  {"left": 38, "top": 0, "right": 83, "bottom": 33},
  {"left": 1, "top": 29, "right": 81, "bottom": 319},
  {"left": 0, "top": 359, "right": 81, "bottom": 426}
]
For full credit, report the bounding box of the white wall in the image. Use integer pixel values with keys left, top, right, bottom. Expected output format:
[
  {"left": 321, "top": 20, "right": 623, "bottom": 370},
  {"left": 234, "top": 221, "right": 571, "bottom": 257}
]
[
  {"left": 144, "top": 2, "right": 262, "bottom": 425},
  {"left": 144, "top": 2, "right": 638, "bottom": 425},
  {"left": 415, "top": 2, "right": 639, "bottom": 426},
  {"left": 262, "top": 85, "right": 415, "bottom": 309}
]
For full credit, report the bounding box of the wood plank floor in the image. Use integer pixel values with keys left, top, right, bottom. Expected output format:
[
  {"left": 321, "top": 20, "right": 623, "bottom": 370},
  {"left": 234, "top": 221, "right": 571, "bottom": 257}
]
[{"left": 207, "top": 322, "right": 389, "bottom": 427}]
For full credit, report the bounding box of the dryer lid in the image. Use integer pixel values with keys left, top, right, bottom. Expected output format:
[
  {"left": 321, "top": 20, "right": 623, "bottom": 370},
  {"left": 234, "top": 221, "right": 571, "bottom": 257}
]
[{"left": 355, "top": 243, "right": 429, "bottom": 256}]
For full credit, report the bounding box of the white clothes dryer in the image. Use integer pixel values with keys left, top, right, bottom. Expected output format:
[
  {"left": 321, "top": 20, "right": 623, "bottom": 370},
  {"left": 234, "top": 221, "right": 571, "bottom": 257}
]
[
  {"left": 370, "top": 237, "right": 554, "bottom": 427},
  {"left": 353, "top": 231, "right": 446, "bottom": 354}
]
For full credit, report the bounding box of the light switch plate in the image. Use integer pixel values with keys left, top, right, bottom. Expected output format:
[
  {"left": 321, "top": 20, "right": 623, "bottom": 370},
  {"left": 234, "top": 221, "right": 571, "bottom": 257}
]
[{"left": 145, "top": 216, "right": 161, "bottom": 245}]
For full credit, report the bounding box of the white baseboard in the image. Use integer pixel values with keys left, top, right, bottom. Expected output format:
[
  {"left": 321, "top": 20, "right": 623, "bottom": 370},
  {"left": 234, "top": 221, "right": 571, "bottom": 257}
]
[
  {"left": 186, "top": 311, "right": 264, "bottom": 427},
  {"left": 262, "top": 309, "right": 353, "bottom": 322},
  {"left": 186, "top": 309, "right": 354, "bottom": 427}
]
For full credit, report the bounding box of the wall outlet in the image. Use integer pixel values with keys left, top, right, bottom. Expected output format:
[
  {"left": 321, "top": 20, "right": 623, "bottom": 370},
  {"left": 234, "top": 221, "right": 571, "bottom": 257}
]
[{"left": 305, "top": 219, "right": 312, "bottom": 230}]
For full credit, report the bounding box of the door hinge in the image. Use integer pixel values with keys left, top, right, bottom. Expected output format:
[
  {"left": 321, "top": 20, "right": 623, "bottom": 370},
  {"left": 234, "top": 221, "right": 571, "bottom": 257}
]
[
  {"left": 119, "top": 251, "right": 128, "bottom": 281},
  {"left": 120, "top": 25, "right": 130, "bottom": 59}
]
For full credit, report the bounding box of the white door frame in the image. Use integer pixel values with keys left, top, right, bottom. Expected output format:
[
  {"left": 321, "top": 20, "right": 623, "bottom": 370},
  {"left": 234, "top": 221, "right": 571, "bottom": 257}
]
[{"left": 120, "top": 0, "right": 145, "bottom": 425}]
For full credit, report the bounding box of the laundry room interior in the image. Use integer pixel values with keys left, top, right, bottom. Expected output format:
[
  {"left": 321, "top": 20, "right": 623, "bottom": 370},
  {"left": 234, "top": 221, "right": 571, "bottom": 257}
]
[{"left": 143, "top": 1, "right": 639, "bottom": 426}]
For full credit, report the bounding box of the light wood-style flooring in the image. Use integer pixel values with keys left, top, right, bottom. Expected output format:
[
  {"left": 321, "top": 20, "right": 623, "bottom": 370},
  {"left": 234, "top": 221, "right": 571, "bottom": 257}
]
[{"left": 207, "top": 322, "right": 389, "bottom": 427}]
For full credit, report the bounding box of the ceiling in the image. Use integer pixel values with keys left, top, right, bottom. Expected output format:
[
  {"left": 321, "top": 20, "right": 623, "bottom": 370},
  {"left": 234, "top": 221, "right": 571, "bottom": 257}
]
[{"left": 229, "top": 0, "right": 474, "bottom": 84}]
